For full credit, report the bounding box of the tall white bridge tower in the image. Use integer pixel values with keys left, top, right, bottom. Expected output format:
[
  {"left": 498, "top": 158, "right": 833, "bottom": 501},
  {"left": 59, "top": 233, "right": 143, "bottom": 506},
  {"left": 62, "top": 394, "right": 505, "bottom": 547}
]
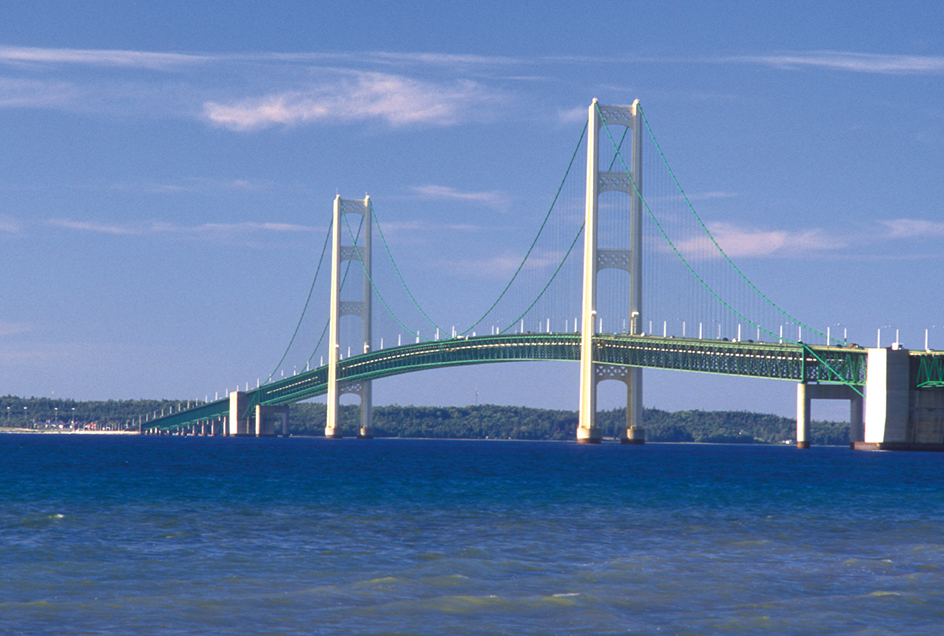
[
  {"left": 326, "top": 195, "right": 373, "bottom": 439},
  {"left": 578, "top": 99, "right": 645, "bottom": 444}
]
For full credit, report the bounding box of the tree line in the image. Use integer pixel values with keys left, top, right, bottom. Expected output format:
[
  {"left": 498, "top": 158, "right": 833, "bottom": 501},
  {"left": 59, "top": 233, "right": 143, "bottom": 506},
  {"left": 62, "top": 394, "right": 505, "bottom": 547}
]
[
  {"left": 290, "top": 402, "right": 849, "bottom": 445},
  {"left": 0, "top": 395, "right": 849, "bottom": 445},
  {"left": 0, "top": 396, "right": 172, "bottom": 430}
]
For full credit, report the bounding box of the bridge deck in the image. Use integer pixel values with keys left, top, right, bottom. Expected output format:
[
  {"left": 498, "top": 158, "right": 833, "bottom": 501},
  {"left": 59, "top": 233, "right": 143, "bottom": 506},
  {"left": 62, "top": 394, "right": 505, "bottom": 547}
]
[{"left": 142, "top": 334, "right": 880, "bottom": 433}]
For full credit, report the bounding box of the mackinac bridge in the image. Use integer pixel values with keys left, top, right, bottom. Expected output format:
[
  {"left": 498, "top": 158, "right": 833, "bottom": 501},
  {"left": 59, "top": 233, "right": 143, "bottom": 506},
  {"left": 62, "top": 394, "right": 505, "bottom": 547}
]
[{"left": 139, "top": 100, "right": 944, "bottom": 451}]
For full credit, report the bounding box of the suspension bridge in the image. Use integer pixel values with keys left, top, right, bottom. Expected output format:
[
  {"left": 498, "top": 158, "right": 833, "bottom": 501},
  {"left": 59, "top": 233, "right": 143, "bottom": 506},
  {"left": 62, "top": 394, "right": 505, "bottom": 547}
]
[{"left": 140, "top": 100, "right": 944, "bottom": 450}]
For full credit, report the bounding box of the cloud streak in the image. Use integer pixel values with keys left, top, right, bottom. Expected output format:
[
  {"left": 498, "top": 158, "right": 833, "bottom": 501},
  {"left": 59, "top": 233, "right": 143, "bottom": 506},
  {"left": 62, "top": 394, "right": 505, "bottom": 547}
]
[
  {"left": 47, "top": 218, "right": 315, "bottom": 238},
  {"left": 0, "top": 46, "right": 212, "bottom": 70},
  {"left": 0, "top": 320, "right": 31, "bottom": 337},
  {"left": 410, "top": 185, "right": 511, "bottom": 210},
  {"left": 444, "top": 250, "right": 565, "bottom": 277},
  {"left": 879, "top": 218, "right": 944, "bottom": 239},
  {"left": 0, "top": 215, "right": 22, "bottom": 234},
  {"left": 0, "top": 78, "right": 82, "bottom": 108},
  {"left": 670, "top": 215, "right": 944, "bottom": 261},
  {"left": 0, "top": 46, "right": 513, "bottom": 129},
  {"left": 203, "top": 72, "right": 501, "bottom": 130},
  {"left": 140, "top": 177, "right": 276, "bottom": 194},
  {"left": 5, "top": 45, "right": 942, "bottom": 137},
  {"left": 673, "top": 221, "right": 842, "bottom": 259},
  {"left": 728, "top": 51, "right": 944, "bottom": 75}
]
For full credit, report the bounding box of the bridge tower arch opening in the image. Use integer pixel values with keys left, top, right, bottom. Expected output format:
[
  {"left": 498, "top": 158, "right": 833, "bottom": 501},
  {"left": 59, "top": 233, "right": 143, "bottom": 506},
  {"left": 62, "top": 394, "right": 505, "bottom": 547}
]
[
  {"left": 326, "top": 195, "right": 374, "bottom": 439},
  {"left": 578, "top": 99, "right": 644, "bottom": 444},
  {"left": 796, "top": 382, "right": 864, "bottom": 449}
]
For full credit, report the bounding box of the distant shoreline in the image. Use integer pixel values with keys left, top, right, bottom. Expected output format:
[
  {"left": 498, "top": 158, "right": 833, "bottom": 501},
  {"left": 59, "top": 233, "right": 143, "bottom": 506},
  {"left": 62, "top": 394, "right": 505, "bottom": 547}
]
[{"left": 0, "top": 428, "right": 136, "bottom": 435}]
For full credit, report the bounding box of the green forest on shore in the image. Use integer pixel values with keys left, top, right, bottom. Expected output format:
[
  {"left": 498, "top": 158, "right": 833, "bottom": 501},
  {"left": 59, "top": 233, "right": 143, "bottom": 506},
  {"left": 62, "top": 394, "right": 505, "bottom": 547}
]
[{"left": 0, "top": 395, "right": 850, "bottom": 445}]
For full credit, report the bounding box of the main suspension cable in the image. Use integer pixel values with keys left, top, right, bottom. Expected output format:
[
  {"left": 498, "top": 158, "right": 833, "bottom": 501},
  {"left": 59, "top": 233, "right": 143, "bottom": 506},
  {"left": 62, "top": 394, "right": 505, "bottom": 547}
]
[
  {"left": 262, "top": 215, "right": 333, "bottom": 385},
  {"left": 600, "top": 103, "right": 860, "bottom": 394}
]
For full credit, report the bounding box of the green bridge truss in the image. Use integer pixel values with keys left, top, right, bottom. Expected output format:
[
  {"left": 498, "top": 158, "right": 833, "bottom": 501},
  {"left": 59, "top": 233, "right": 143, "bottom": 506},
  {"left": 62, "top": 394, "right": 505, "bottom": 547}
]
[
  {"left": 142, "top": 334, "right": 881, "bottom": 433},
  {"left": 917, "top": 353, "right": 944, "bottom": 388}
]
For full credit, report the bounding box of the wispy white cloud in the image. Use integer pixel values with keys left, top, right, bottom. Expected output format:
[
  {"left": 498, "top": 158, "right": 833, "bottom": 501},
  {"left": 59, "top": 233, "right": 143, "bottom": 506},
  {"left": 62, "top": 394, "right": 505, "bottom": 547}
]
[
  {"left": 203, "top": 71, "right": 502, "bottom": 130},
  {"left": 391, "top": 220, "right": 488, "bottom": 234},
  {"left": 10, "top": 44, "right": 941, "bottom": 140},
  {"left": 688, "top": 191, "right": 738, "bottom": 202},
  {"left": 47, "top": 218, "right": 315, "bottom": 238},
  {"left": 353, "top": 51, "right": 525, "bottom": 69},
  {"left": 367, "top": 218, "right": 492, "bottom": 248},
  {"left": 533, "top": 50, "right": 944, "bottom": 77},
  {"left": 728, "top": 51, "right": 944, "bottom": 75},
  {"left": 0, "top": 46, "right": 212, "bottom": 70},
  {"left": 445, "top": 250, "right": 564, "bottom": 277},
  {"left": 141, "top": 177, "right": 276, "bottom": 194},
  {"left": 0, "top": 320, "right": 31, "bottom": 337},
  {"left": 0, "top": 46, "right": 514, "bottom": 129},
  {"left": 675, "top": 221, "right": 844, "bottom": 259},
  {"left": 0, "top": 215, "right": 22, "bottom": 234},
  {"left": 0, "top": 78, "right": 82, "bottom": 108},
  {"left": 48, "top": 219, "right": 140, "bottom": 235},
  {"left": 410, "top": 184, "right": 511, "bottom": 210},
  {"left": 0, "top": 47, "right": 529, "bottom": 75},
  {"left": 672, "top": 215, "right": 944, "bottom": 260},
  {"left": 879, "top": 218, "right": 944, "bottom": 239},
  {"left": 647, "top": 191, "right": 739, "bottom": 205},
  {"left": 557, "top": 105, "right": 586, "bottom": 124},
  {"left": 45, "top": 213, "right": 498, "bottom": 251},
  {"left": 193, "top": 221, "right": 313, "bottom": 234},
  {"left": 0, "top": 76, "right": 201, "bottom": 117}
]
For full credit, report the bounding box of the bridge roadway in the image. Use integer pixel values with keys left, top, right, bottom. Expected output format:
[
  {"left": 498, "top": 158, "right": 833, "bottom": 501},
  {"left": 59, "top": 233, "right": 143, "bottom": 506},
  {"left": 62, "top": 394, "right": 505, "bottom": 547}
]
[{"left": 142, "top": 333, "right": 882, "bottom": 434}]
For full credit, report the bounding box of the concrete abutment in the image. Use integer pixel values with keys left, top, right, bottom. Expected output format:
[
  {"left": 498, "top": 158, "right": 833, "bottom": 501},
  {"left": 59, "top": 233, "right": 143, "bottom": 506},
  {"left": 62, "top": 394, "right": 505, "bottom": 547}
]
[
  {"left": 855, "top": 347, "right": 944, "bottom": 451},
  {"left": 797, "top": 348, "right": 944, "bottom": 452}
]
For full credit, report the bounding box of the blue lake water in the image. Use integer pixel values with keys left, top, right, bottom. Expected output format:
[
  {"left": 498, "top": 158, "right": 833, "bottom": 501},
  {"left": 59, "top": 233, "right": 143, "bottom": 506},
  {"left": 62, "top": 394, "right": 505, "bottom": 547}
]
[{"left": 1, "top": 434, "right": 943, "bottom": 634}]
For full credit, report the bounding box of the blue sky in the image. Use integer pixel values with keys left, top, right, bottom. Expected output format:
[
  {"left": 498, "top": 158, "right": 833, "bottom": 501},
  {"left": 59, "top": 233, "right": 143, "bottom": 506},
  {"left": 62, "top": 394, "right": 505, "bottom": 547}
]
[{"left": 1, "top": 1, "right": 943, "bottom": 422}]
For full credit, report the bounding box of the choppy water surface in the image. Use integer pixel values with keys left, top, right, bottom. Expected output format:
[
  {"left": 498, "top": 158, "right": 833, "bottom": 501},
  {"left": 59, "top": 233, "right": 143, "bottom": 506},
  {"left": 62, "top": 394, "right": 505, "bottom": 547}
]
[{"left": 2, "top": 434, "right": 943, "bottom": 634}]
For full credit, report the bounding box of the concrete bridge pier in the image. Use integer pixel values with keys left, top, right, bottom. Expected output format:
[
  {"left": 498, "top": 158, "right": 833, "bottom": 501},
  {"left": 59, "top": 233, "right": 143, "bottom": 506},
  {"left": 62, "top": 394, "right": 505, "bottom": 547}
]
[
  {"left": 622, "top": 367, "right": 645, "bottom": 445},
  {"left": 227, "top": 392, "right": 252, "bottom": 436},
  {"left": 855, "top": 347, "right": 944, "bottom": 450},
  {"left": 796, "top": 382, "right": 864, "bottom": 449},
  {"left": 850, "top": 397, "right": 864, "bottom": 445},
  {"left": 324, "top": 421, "right": 343, "bottom": 439},
  {"left": 255, "top": 404, "right": 289, "bottom": 437}
]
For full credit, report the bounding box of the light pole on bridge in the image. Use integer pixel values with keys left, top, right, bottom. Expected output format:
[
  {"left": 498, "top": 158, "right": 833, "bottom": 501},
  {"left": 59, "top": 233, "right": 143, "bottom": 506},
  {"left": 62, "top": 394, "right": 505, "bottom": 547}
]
[
  {"left": 926, "top": 325, "right": 939, "bottom": 351},
  {"left": 828, "top": 323, "right": 847, "bottom": 346},
  {"left": 877, "top": 325, "right": 898, "bottom": 349},
  {"left": 701, "top": 320, "right": 722, "bottom": 341}
]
